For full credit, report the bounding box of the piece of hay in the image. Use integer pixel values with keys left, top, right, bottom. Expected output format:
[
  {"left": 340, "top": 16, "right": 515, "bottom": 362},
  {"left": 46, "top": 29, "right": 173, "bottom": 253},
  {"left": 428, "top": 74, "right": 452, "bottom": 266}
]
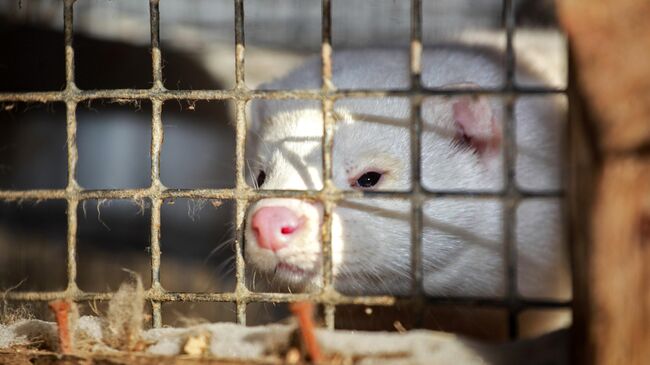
[
  {"left": 1, "top": 279, "right": 32, "bottom": 325},
  {"left": 102, "top": 274, "right": 145, "bottom": 351},
  {"left": 0, "top": 302, "right": 33, "bottom": 326}
]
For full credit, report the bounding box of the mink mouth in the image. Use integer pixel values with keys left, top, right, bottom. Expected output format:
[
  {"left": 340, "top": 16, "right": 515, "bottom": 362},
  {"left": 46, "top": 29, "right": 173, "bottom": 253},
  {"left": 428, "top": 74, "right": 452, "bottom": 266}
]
[{"left": 274, "top": 260, "right": 319, "bottom": 281}]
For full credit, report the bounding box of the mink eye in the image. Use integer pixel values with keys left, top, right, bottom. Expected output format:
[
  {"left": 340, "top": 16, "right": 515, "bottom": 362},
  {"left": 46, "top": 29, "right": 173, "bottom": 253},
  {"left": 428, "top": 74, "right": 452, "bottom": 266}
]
[
  {"left": 256, "top": 170, "right": 266, "bottom": 187},
  {"left": 354, "top": 171, "right": 383, "bottom": 189}
]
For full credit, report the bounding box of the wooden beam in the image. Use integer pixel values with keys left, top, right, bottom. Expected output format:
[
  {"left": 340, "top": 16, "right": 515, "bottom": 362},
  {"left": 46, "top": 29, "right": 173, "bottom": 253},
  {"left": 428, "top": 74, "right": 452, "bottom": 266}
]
[
  {"left": 558, "top": 0, "right": 650, "bottom": 153},
  {"left": 558, "top": 0, "right": 650, "bottom": 364}
]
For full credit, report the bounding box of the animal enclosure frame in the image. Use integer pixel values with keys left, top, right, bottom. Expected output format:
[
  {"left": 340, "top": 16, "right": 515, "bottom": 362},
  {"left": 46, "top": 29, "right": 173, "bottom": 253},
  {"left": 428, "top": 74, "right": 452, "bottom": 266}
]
[{"left": 0, "top": 0, "right": 570, "bottom": 340}]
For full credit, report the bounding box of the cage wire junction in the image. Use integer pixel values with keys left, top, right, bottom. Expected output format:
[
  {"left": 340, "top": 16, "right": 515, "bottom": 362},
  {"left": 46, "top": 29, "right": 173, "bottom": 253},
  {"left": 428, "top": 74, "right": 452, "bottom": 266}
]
[{"left": 0, "top": 0, "right": 571, "bottom": 339}]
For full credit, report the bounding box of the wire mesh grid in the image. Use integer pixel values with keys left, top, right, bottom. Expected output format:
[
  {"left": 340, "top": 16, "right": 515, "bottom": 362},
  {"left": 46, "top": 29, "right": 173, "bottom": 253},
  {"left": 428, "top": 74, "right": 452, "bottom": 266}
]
[{"left": 0, "top": 0, "right": 571, "bottom": 338}]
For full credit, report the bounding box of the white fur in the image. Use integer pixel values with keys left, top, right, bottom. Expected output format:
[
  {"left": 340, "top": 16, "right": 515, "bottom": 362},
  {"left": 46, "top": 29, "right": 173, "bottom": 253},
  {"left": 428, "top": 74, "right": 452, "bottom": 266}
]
[{"left": 244, "top": 48, "right": 569, "bottom": 300}]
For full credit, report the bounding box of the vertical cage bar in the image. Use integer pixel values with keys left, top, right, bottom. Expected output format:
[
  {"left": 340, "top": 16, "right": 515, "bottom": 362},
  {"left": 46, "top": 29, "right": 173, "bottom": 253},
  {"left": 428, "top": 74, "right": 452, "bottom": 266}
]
[
  {"left": 63, "top": 0, "right": 79, "bottom": 292},
  {"left": 503, "top": 0, "right": 516, "bottom": 84},
  {"left": 150, "top": 98, "right": 164, "bottom": 186},
  {"left": 150, "top": 0, "right": 163, "bottom": 89},
  {"left": 150, "top": 196, "right": 163, "bottom": 327},
  {"left": 151, "top": 301, "right": 162, "bottom": 329},
  {"left": 65, "top": 197, "right": 79, "bottom": 290},
  {"left": 234, "top": 0, "right": 246, "bottom": 88},
  {"left": 320, "top": 0, "right": 336, "bottom": 330},
  {"left": 409, "top": 0, "right": 422, "bottom": 89},
  {"left": 149, "top": 0, "right": 164, "bottom": 327},
  {"left": 233, "top": 0, "right": 249, "bottom": 325},
  {"left": 149, "top": 99, "right": 164, "bottom": 328},
  {"left": 234, "top": 101, "right": 249, "bottom": 325},
  {"left": 409, "top": 0, "right": 425, "bottom": 326},
  {"left": 502, "top": 0, "right": 520, "bottom": 339},
  {"left": 63, "top": 0, "right": 76, "bottom": 89},
  {"left": 65, "top": 101, "right": 79, "bottom": 290}
]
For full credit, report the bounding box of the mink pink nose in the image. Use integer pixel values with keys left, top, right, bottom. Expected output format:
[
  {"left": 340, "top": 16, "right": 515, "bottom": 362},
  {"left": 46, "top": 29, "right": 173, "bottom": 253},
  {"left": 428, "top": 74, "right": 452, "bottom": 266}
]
[{"left": 251, "top": 206, "right": 303, "bottom": 252}]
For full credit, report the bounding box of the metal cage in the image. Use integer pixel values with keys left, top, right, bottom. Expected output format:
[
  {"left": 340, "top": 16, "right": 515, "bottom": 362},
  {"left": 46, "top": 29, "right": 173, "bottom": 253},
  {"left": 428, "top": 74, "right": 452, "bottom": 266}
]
[{"left": 0, "top": 0, "right": 570, "bottom": 340}]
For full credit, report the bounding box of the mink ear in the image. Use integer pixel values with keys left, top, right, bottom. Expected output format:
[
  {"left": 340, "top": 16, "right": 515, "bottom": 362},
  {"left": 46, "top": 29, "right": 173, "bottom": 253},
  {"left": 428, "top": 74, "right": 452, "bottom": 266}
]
[{"left": 450, "top": 93, "right": 502, "bottom": 157}]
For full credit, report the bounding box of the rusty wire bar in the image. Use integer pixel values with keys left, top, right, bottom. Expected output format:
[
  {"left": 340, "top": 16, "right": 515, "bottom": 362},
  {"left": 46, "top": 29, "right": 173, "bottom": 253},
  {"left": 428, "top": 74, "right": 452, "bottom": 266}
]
[
  {"left": 502, "top": 0, "right": 521, "bottom": 340},
  {"left": 409, "top": 0, "right": 425, "bottom": 328},
  {"left": 233, "top": 0, "right": 250, "bottom": 325},
  {"left": 0, "top": 0, "right": 572, "bottom": 336},
  {"left": 64, "top": 100, "right": 79, "bottom": 293},
  {"left": 63, "top": 0, "right": 76, "bottom": 89},
  {"left": 319, "top": 0, "right": 337, "bottom": 330},
  {"left": 149, "top": 197, "right": 163, "bottom": 327},
  {"left": 0, "top": 187, "right": 563, "bottom": 202},
  {"left": 0, "top": 86, "right": 567, "bottom": 104},
  {"left": 5, "top": 288, "right": 569, "bottom": 309},
  {"left": 150, "top": 0, "right": 163, "bottom": 89},
  {"left": 148, "top": 0, "right": 165, "bottom": 328},
  {"left": 63, "top": 0, "right": 80, "bottom": 297}
]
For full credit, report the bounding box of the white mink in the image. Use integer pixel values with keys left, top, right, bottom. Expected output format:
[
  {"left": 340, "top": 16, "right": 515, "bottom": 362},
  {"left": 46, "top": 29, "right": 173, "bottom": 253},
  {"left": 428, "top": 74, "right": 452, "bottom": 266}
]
[{"left": 244, "top": 48, "right": 570, "bottom": 302}]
